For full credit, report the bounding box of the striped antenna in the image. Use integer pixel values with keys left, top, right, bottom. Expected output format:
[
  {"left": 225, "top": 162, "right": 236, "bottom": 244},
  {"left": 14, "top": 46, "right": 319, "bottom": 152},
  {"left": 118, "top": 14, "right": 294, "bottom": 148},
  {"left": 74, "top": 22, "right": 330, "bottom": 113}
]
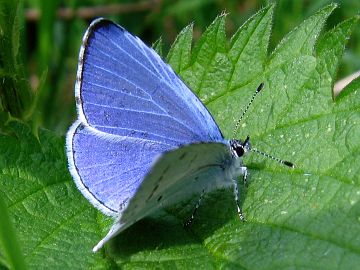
[
  {"left": 232, "top": 83, "right": 264, "bottom": 139},
  {"left": 252, "top": 148, "right": 295, "bottom": 168}
]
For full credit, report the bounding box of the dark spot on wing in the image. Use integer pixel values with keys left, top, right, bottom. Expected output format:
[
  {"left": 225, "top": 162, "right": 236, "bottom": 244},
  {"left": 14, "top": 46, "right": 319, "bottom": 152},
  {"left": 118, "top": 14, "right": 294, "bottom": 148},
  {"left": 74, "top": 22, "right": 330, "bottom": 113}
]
[
  {"left": 78, "top": 124, "right": 85, "bottom": 131},
  {"left": 141, "top": 132, "right": 149, "bottom": 138},
  {"left": 157, "top": 195, "right": 163, "bottom": 202},
  {"left": 190, "top": 154, "right": 198, "bottom": 164},
  {"left": 179, "top": 152, "right": 187, "bottom": 160},
  {"left": 119, "top": 198, "right": 128, "bottom": 211},
  {"left": 146, "top": 183, "right": 160, "bottom": 201},
  {"left": 75, "top": 96, "right": 81, "bottom": 105},
  {"left": 163, "top": 165, "right": 170, "bottom": 175}
]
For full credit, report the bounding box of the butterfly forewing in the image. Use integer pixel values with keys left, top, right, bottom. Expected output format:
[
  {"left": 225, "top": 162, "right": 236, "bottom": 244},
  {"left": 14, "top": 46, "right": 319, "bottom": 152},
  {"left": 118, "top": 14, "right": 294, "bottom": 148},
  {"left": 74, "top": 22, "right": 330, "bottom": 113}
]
[{"left": 76, "top": 19, "right": 223, "bottom": 144}]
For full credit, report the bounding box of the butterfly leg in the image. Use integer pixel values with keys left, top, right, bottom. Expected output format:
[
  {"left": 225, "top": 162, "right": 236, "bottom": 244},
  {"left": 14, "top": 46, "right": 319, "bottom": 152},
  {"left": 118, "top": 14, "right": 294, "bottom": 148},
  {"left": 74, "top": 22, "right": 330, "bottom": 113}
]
[
  {"left": 232, "top": 166, "right": 248, "bottom": 221},
  {"left": 184, "top": 189, "right": 205, "bottom": 227},
  {"left": 242, "top": 166, "right": 248, "bottom": 186}
]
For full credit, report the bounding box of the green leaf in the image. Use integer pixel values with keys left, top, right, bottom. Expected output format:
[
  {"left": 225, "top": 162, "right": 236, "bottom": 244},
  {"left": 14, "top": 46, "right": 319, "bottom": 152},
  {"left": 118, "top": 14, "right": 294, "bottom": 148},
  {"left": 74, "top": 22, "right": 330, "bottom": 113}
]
[
  {"left": 1, "top": 4, "right": 360, "bottom": 269},
  {"left": 269, "top": 3, "right": 336, "bottom": 67},
  {"left": 181, "top": 14, "right": 228, "bottom": 97},
  {"left": 167, "top": 23, "right": 193, "bottom": 73},
  {"left": 0, "top": 122, "right": 113, "bottom": 269},
  {"left": 0, "top": 195, "right": 27, "bottom": 270},
  {"left": 152, "top": 37, "right": 164, "bottom": 58},
  {"left": 227, "top": 5, "right": 273, "bottom": 91},
  {"left": 0, "top": 0, "right": 33, "bottom": 120}
]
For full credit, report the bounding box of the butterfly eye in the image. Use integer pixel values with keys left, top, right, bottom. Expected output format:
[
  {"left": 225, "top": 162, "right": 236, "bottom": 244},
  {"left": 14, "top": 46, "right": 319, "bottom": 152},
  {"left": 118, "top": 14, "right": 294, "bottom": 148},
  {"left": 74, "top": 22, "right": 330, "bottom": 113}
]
[
  {"left": 230, "top": 140, "right": 245, "bottom": 157},
  {"left": 234, "top": 146, "right": 245, "bottom": 157}
]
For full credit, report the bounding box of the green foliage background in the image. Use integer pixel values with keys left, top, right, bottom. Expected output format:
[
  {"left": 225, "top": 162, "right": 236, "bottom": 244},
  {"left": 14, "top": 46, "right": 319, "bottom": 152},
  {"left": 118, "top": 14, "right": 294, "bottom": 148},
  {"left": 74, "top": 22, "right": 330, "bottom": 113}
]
[
  {"left": 1, "top": 0, "right": 359, "bottom": 133},
  {"left": 0, "top": 0, "right": 360, "bottom": 269}
]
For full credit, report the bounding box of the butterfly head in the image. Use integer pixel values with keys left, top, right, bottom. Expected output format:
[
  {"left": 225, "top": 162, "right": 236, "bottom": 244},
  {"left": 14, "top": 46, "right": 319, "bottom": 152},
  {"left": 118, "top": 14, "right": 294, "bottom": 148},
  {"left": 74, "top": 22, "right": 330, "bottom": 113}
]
[{"left": 230, "top": 136, "right": 251, "bottom": 158}]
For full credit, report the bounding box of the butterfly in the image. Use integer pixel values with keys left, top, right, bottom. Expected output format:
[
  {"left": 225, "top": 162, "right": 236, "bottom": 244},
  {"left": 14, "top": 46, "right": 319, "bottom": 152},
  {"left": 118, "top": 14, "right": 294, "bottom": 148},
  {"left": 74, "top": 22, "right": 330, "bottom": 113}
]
[{"left": 66, "top": 18, "right": 293, "bottom": 252}]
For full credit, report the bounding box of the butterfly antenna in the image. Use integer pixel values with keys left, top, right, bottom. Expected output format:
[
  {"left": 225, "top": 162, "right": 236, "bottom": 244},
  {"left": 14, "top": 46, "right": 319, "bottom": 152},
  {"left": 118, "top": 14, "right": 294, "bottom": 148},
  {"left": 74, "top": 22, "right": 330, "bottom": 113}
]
[
  {"left": 251, "top": 148, "right": 295, "bottom": 168},
  {"left": 232, "top": 83, "right": 264, "bottom": 139}
]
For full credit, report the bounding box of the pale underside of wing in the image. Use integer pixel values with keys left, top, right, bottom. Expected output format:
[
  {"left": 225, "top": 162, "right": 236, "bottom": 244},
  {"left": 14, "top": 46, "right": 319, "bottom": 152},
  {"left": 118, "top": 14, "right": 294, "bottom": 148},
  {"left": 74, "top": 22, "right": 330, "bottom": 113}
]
[{"left": 92, "top": 142, "right": 236, "bottom": 252}]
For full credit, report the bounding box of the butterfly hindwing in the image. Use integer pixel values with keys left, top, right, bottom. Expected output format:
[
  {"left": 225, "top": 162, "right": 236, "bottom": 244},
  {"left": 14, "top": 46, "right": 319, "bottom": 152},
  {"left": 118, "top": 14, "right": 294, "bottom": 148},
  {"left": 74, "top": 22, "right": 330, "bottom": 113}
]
[
  {"left": 122, "top": 142, "right": 234, "bottom": 222},
  {"left": 92, "top": 142, "right": 235, "bottom": 251},
  {"left": 67, "top": 121, "right": 171, "bottom": 216}
]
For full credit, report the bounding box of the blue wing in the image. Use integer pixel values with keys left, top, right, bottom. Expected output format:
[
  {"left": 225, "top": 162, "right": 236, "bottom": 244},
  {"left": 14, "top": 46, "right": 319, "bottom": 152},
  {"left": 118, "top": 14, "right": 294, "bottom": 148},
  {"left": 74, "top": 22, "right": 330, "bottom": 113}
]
[
  {"left": 67, "top": 121, "right": 172, "bottom": 215},
  {"left": 66, "top": 18, "right": 224, "bottom": 216}
]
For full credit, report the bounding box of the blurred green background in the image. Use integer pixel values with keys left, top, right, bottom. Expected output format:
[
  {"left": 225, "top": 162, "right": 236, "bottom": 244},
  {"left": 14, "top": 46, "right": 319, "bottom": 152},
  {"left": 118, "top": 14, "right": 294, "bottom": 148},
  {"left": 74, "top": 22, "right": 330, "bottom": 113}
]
[{"left": 0, "top": 0, "right": 359, "bottom": 135}]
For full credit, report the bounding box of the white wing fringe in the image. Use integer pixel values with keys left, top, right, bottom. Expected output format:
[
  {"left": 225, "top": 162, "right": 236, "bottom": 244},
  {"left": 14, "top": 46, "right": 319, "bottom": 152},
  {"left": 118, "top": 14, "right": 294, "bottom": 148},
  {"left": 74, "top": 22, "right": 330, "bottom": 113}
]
[{"left": 92, "top": 222, "right": 124, "bottom": 252}]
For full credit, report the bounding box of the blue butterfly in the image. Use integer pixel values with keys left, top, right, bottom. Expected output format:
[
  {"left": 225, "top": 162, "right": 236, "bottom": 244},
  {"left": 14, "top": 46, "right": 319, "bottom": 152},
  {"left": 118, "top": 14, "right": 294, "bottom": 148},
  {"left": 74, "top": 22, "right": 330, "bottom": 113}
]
[{"left": 66, "top": 18, "right": 293, "bottom": 252}]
